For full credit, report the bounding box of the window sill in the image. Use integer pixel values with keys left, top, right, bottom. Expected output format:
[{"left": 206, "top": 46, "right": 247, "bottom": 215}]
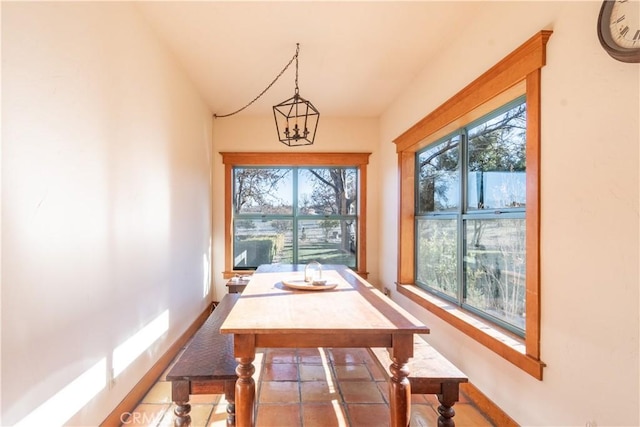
[
  {"left": 223, "top": 269, "right": 369, "bottom": 280},
  {"left": 396, "top": 283, "right": 545, "bottom": 380}
]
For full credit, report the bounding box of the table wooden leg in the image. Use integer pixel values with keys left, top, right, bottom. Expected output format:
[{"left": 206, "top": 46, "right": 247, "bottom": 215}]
[
  {"left": 389, "top": 334, "right": 413, "bottom": 427},
  {"left": 234, "top": 334, "right": 256, "bottom": 427}
]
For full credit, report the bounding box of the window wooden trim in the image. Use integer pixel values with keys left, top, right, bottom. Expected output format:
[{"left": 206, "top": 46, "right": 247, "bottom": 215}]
[
  {"left": 220, "top": 152, "right": 371, "bottom": 279},
  {"left": 393, "top": 30, "right": 551, "bottom": 380}
]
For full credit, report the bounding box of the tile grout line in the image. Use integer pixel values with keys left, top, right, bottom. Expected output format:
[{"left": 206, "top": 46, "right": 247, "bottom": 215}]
[
  {"left": 327, "top": 349, "right": 353, "bottom": 427},
  {"left": 296, "top": 349, "right": 304, "bottom": 427}
]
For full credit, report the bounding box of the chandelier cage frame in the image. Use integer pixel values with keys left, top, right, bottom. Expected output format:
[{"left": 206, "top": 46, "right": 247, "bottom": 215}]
[
  {"left": 213, "top": 43, "right": 320, "bottom": 147},
  {"left": 273, "top": 93, "right": 320, "bottom": 147}
]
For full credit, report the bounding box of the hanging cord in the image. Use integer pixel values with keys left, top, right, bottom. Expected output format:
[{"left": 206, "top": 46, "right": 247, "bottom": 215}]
[
  {"left": 213, "top": 43, "right": 300, "bottom": 118},
  {"left": 294, "top": 44, "right": 300, "bottom": 95}
]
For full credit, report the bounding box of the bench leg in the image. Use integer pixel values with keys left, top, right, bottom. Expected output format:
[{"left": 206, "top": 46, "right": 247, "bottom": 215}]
[
  {"left": 224, "top": 379, "right": 236, "bottom": 426},
  {"left": 174, "top": 402, "right": 192, "bottom": 427},
  {"left": 171, "top": 380, "right": 192, "bottom": 427},
  {"left": 436, "top": 382, "right": 460, "bottom": 427}
]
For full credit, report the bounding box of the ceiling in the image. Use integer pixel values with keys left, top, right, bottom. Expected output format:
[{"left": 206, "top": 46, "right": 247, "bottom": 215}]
[{"left": 136, "top": 1, "right": 483, "bottom": 118}]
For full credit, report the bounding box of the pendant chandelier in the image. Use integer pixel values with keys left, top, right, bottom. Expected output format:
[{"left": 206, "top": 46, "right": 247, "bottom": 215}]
[
  {"left": 273, "top": 44, "right": 319, "bottom": 146},
  {"left": 213, "top": 43, "right": 320, "bottom": 147}
]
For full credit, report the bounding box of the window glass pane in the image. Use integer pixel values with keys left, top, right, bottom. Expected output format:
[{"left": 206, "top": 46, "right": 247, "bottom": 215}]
[
  {"left": 234, "top": 219, "right": 293, "bottom": 268},
  {"left": 298, "top": 219, "right": 356, "bottom": 267},
  {"left": 416, "top": 218, "right": 457, "bottom": 298},
  {"left": 464, "top": 218, "right": 526, "bottom": 331},
  {"left": 232, "top": 164, "right": 361, "bottom": 270},
  {"left": 234, "top": 168, "right": 293, "bottom": 215},
  {"left": 298, "top": 168, "right": 357, "bottom": 215},
  {"left": 417, "top": 136, "right": 460, "bottom": 213},
  {"left": 467, "top": 102, "right": 526, "bottom": 210}
]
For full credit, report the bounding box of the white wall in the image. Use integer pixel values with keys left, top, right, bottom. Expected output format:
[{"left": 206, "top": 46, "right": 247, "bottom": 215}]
[
  {"left": 211, "top": 116, "right": 380, "bottom": 298},
  {"left": 1, "top": 3, "right": 213, "bottom": 425},
  {"left": 380, "top": 2, "right": 639, "bottom": 426}
]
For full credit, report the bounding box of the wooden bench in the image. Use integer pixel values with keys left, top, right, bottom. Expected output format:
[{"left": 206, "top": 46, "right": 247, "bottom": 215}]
[
  {"left": 368, "top": 334, "right": 468, "bottom": 427},
  {"left": 166, "top": 293, "right": 239, "bottom": 427}
]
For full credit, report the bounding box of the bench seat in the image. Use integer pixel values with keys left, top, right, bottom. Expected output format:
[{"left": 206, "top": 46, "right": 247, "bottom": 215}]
[
  {"left": 166, "top": 293, "right": 240, "bottom": 427},
  {"left": 368, "top": 334, "right": 468, "bottom": 427}
]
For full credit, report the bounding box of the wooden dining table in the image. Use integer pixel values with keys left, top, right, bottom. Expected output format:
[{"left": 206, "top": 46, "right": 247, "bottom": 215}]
[{"left": 219, "top": 264, "right": 429, "bottom": 427}]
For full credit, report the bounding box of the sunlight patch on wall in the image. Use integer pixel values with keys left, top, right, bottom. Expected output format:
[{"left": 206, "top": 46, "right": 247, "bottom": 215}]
[
  {"left": 202, "top": 252, "right": 211, "bottom": 299},
  {"left": 14, "top": 358, "right": 106, "bottom": 427},
  {"left": 112, "top": 310, "right": 169, "bottom": 378}
]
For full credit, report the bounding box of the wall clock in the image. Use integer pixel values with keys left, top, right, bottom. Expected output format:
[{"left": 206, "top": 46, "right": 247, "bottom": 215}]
[{"left": 597, "top": 0, "right": 640, "bottom": 63}]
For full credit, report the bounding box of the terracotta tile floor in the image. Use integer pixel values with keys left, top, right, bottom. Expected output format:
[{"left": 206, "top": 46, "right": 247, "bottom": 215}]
[{"left": 125, "top": 347, "right": 494, "bottom": 426}]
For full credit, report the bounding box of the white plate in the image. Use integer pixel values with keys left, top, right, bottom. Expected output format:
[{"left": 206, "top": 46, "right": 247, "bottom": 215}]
[{"left": 281, "top": 278, "right": 338, "bottom": 291}]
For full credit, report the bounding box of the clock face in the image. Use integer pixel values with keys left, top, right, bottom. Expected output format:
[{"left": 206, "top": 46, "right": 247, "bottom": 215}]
[{"left": 598, "top": 0, "right": 640, "bottom": 63}]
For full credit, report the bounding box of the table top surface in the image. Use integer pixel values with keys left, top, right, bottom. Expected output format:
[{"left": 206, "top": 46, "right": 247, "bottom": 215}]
[{"left": 219, "top": 264, "right": 429, "bottom": 335}]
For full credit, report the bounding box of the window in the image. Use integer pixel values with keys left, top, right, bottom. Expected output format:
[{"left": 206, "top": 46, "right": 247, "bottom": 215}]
[
  {"left": 393, "top": 31, "right": 551, "bottom": 379},
  {"left": 220, "top": 152, "right": 370, "bottom": 278},
  {"left": 232, "top": 166, "right": 358, "bottom": 269},
  {"left": 416, "top": 97, "right": 526, "bottom": 335}
]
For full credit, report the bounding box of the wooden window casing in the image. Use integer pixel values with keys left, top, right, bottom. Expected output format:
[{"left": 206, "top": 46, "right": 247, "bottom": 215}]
[
  {"left": 393, "top": 31, "right": 551, "bottom": 379},
  {"left": 220, "top": 152, "right": 371, "bottom": 279}
]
